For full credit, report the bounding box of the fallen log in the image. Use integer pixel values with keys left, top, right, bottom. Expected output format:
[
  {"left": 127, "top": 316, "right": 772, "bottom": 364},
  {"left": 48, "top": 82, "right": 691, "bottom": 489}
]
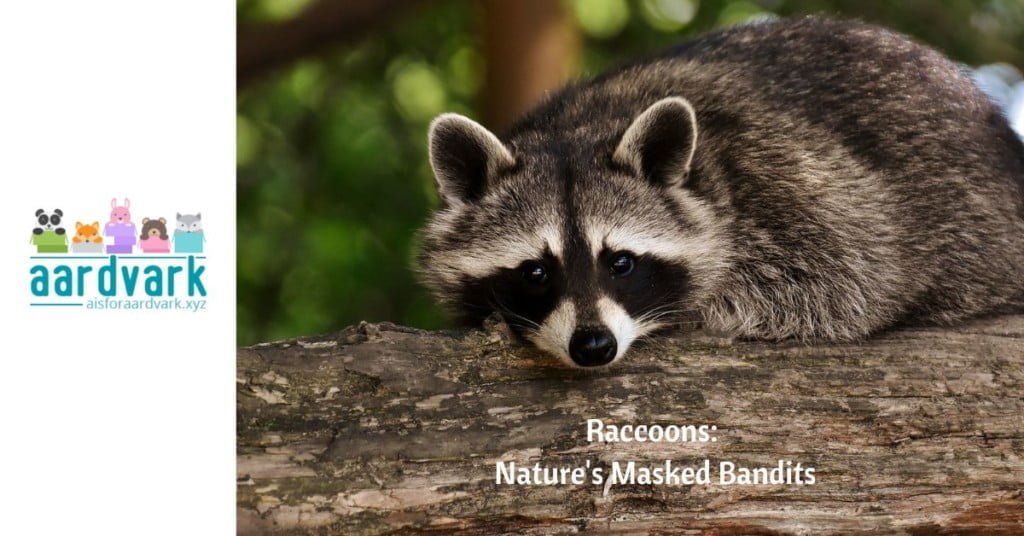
[{"left": 237, "top": 315, "right": 1024, "bottom": 534}]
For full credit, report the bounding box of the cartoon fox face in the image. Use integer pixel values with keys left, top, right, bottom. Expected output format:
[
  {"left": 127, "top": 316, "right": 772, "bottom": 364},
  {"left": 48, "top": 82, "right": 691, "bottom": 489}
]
[{"left": 73, "top": 222, "right": 103, "bottom": 244}]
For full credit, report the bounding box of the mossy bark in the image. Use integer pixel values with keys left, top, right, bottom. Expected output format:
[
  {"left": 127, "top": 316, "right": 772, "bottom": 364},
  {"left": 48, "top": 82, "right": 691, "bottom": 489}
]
[{"left": 238, "top": 316, "right": 1024, "bottom": 535}]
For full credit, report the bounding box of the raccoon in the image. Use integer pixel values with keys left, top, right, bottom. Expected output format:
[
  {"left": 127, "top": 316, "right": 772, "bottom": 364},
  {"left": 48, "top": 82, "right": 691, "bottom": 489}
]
[{"left": 417, "top": 17, "right": 1024, "bottom": 368}]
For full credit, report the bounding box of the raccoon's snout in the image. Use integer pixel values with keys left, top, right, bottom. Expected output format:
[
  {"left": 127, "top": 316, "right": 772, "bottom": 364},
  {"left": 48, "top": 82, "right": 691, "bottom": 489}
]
[{"left": 569, "top": 328, "right": 617, "bottom": 367}]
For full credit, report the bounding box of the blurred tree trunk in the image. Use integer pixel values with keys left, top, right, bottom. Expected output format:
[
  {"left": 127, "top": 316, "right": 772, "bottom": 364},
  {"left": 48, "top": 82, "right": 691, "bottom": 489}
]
[{"left": 479, "top": 0, "right": 581, "bottom": 133}]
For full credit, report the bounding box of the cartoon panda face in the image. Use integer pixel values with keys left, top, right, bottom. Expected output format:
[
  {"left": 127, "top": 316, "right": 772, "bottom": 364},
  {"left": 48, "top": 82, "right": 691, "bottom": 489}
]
[{"left": 34, "top": 209, "right": 66, "bottom": 234}]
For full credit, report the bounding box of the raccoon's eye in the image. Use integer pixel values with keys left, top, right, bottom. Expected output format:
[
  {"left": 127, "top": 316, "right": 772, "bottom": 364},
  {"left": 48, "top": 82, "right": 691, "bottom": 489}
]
[
  {"left": 520, "top": 261, "right": 549, "bottom": 286},
  {"left": 609, "top": 252, "right": 635, "bottom": 278}
]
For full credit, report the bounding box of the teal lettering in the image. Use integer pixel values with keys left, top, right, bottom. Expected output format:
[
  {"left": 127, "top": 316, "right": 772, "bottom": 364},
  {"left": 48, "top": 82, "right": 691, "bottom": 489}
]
[
  {"left": 99, "top": 256, "right": 117, "bottom": 296},
  {"left": 187, "top": 256, "right": 206, "bottom": 297},
  {"left": 144, "top": 266, "right": 162, "bottom": 296},
  {"left": 30, "top": 265, "right": 48, "bottom": 296},
  {"left": 167, "top": 265, "right": 182, "bottom": 296},
  {"left": 53, "top": 265, "right": 72, "bottom": 296},
  {"left": 121, "top": 265, "right": 140, "bottom": 296},
  {"left": 76, "top": 265, "right": 93, "bottom": 296}
]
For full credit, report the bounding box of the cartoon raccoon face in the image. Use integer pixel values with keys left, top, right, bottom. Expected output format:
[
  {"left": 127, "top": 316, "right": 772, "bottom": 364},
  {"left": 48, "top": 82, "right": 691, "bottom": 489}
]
[
  {"left": 419, "top": 98, "right": 731, "bottom": 368},
  {"left": 176, "top": 213, "right": 203, "bottom": 233}
]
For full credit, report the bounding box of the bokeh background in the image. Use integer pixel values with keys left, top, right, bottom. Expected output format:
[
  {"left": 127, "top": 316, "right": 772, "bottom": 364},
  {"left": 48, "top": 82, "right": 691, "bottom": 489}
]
[{"left": 237, "top": 0, "right": 1024, "bottom": 345}]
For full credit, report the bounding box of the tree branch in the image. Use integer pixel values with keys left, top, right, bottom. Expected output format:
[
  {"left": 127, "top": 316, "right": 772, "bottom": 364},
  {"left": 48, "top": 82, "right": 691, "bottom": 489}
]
[
  {"left": 237, "top": 315, "right": 1024, "bottom": 533},
  {"left": 237, "top": 0, "right": 430, "bottom": 88}
]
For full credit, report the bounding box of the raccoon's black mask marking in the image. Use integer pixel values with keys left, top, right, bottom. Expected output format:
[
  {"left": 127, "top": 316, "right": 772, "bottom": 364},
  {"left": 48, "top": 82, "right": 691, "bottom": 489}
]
[
  {"left": 456, "top": 238, "right": 692, "bottom": 347},
  {"left": 422, "top": 93, "right": 711, "bottom": 364},
  {"left": 598, "top": 250, "right": 691, "bottom": 328},
  {"left": 458, "top": 250, "right": 564, "bottom": 332}
]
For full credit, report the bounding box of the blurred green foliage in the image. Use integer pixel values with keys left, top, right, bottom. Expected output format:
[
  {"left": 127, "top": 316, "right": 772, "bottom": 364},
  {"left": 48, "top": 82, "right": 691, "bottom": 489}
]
[{"left": 237, "top": 0, "right": 1024, "bottom": 345}]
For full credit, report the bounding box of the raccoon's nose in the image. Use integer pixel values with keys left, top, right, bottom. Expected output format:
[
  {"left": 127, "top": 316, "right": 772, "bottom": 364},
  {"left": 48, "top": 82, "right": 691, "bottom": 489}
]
[{"left": 569, "top": 328, "right": 617, "bottom": 367}]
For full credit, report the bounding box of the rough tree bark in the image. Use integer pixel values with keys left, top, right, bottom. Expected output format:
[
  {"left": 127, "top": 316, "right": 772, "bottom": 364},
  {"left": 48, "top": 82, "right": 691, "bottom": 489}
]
[{"left": 237, "top": 315, "right": 1024, "bottom": 535}]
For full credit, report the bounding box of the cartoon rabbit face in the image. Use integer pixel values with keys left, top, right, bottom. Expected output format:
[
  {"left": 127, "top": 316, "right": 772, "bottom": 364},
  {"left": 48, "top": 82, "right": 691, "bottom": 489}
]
[{"left": 110, "top": 198, "right": 132, "bottom": 224}]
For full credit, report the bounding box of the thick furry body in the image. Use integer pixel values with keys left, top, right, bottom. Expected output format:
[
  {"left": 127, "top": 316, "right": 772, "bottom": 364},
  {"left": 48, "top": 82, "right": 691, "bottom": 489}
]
[{"left": 419, "top": 17, "right": 1024, "bottom": 365}]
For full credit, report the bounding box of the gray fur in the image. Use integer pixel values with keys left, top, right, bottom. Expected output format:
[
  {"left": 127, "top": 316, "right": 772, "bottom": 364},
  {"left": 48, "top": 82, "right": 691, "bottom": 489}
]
[
  {"left": 176, "top": 213, "right": 203, "bottom": 233},
  {"left": 418, "top": 17, "right": 1024, "bottom": 363}
]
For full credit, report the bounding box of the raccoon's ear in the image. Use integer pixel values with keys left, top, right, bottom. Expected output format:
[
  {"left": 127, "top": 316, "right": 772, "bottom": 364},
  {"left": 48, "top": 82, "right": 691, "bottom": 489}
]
[
  {"left": 614, "top": 97, "right": 698, "bottom": 187},
  {"left": 428, "top": 113, "right": 514, "bottom": 206}
]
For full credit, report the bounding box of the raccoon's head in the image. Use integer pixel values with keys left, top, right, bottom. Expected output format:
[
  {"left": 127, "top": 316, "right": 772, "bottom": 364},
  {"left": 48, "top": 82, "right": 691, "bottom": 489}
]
[{"left": 418, "top": 97, "right": 731, "bottom": 368}]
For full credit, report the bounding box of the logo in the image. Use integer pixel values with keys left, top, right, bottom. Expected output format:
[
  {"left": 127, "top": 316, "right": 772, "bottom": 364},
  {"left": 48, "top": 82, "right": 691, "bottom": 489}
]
[{"left": 28, "top": 198, "right": 208, "bottom": 312}]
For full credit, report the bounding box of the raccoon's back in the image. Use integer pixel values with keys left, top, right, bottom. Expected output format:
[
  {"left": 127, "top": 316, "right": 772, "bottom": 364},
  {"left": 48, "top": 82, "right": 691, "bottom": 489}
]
[
  {"left": 667, "top": 18, "right": 1024, "bottom": 188},
  {"left": 513, "top": 17, "right": 1024, "bottom": 201},
  {"left": 507, "top": 16, "right": 1024, "bottom": 335}
]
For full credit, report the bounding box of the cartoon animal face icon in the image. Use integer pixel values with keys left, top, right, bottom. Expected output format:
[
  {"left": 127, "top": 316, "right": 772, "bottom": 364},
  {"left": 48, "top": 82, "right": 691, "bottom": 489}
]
[
  {"left": 109, "top": 198, "right": 132, "bottom": 224},
  {"left": 176, "top": 213, "right": 203, "bottom": 233},
  {"left": 140, "top": 217, "right": 169, "bottom": 240},
  {"left": 34, "top": 209, "right": 66, "bottom": 235},
  {"left": 73, "top": 222, "right": 103, "bottom": 243}
]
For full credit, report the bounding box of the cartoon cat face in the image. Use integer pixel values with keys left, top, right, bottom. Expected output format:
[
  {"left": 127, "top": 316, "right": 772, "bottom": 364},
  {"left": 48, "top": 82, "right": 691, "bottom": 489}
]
[{"left": 176, "top": 212, "right": 203, "bottom": 233}]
